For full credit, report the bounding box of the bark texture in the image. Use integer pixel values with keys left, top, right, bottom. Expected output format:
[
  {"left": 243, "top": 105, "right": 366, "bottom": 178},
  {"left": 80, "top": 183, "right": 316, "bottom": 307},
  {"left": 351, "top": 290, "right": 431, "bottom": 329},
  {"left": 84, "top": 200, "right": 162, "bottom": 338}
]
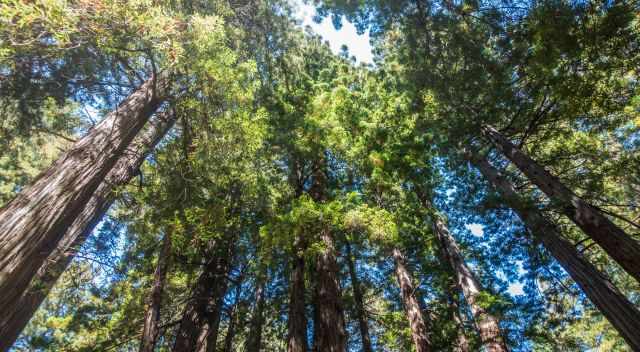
[
  {"left": 0, "top": 109, "right": 175, "bottom": 351},
  {"left": 472, "top": 154, "right": 640, "bottom": 350},
  {"left": 0, "top": 74, "right": 169, "bottom": 323},
  {"left": 173, "top": 240, "right": 232, "bottom": 352},
  {"left": 139, "top": 228, "right": 173, "bottom": 352},
  {"left": 312, "top": 228, "right": 347, "bottom": 352},
  {"left": 483, "top": 125, "right": 640, "bottom": 282},
  {"left": 392, "top": 247, "right": 431, "bottom": 352},
  {"left": 345, "top": 238, "right": 373, "bottom": 352},
  {"left": 287, "top": 237, "right": 308, "bottom": 352},
  {"left": 433, "top": 217, "right": 509, "bottom": 352}
]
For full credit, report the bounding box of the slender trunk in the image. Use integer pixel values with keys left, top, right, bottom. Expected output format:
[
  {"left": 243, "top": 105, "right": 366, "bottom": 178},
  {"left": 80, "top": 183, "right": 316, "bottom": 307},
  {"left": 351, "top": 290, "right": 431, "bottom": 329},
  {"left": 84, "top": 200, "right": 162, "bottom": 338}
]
[
  {"left": 246, "top": 271, "right": 266, "bottom": 352},
  {"left": 288, "top": 237, "right": 308, "bottom": 352},
  {"left": 392, "top": 247, "right": 431, "bottom": 352},
  {"left": 0, "top": 110, "right": 175, "bottom": 351},
  {"left": 139, "top": 228, "right": 173, "bottom": 352},
  {"left": 433, "top": 217, "right": 509, "bottom": 352},
  {"left": 471, "top": 153, "right": 640, "bottom": 350},
  {"left": 449, "top": 290, "right": 471, "bottom": 352},
  {"left": 173, "top": 240, "right": 231, "bottom": 352},
  {"left": 344, "top": 238, "right": 373, "bottom": 352},
  {"left": 312, "top": 228, "right": 347, "bottom": 352},
  {"left": 0, "top": 74, "right": 168, "bottom": 317},
  {"left": 222, "top": 281, "right": 243, "bottom": 352},
  {"left": 483, "top": 125, "right": 640, "bottom": 282}
]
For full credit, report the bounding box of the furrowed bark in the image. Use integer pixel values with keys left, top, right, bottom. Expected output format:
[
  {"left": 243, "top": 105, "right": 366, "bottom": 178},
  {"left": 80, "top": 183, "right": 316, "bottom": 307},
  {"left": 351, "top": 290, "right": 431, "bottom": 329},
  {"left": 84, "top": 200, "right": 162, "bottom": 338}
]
[
  {"left": 139, "top": 228, "right": 173, "bottom": 352},
  {"left": 0, "top": 73, "right": 169, "bottom": 322},
  {"left": 173, "top": 240, "right": 232, "bottom": 352},
  {"left": 433, "top": 217, "right": 509, "bottom": 352},
  {"left": 246, "top": 269, "right": 266, "bottom": 352},
  {"left": 392, "top": 247, "right": 431, "bottom": 352},
  {"left": 0, "top": 110, "right": 175, "bottom": 351},
  {"left": 287, "top": 236, "right": 308, "bottom": 352},
  {"left": 344, "top": 237, "right": 373, "bottom": 352},
  {"left": 471, "top": 153, "right": 640, "bottom": 350},
  {"left": 312, "top": 228, "right": 347, "bottom": 352},
  {"left": 483, "top": 125, "right": 640, "bottom": 283}
]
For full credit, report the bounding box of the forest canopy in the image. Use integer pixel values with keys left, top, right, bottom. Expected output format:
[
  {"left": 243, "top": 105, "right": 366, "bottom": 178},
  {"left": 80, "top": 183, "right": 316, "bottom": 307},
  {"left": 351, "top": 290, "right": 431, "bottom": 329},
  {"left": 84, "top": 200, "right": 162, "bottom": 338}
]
[{"left": 0, "top": 0, "right": 639, "bottom": 351}]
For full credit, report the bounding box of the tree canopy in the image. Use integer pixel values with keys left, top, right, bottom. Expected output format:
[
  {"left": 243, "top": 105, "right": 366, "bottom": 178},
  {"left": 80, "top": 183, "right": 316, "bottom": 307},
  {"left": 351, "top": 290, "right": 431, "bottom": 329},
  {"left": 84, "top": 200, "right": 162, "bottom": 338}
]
[{"left": 0, "top": 0, "right": 639, "bottom": 351}]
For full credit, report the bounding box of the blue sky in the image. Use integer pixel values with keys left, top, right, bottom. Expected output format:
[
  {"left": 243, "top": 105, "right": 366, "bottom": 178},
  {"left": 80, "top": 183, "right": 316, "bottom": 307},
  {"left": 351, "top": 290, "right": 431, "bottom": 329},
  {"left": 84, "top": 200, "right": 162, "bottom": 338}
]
[{"left": 294, "top": 1, "right": 374, "bottom": 64}]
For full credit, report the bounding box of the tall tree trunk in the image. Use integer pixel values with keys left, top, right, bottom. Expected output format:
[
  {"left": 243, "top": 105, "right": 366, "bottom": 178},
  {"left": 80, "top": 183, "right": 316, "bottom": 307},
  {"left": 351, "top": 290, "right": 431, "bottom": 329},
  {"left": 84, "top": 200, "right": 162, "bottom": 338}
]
[
  {"left": 471, "top": 153, "right": 640, "bottom": 350},
  {"left": 483, "top": 125, "right": 640, "bottom": 282},
  {"left": 246, "top": 270, "right": 266, "bottom": 352},
  {"left": 432, "top": 217, "right": 509, "bottom": 352},
  {"left": 312, "top": 228, "right": 347, "bottom": 352},
  {"left": 173, "top": 240, "right": 231, "bottom": 352},
  {"left": 0, "top": 73, "right": 168, "bottom": 320},
  {"left": 392, "top": 247, "right": 431, "bottom": 352},
  {"left": 344, "top": 237, "right": 373, "bottom": 352},
  {"left": 222, "top": 279, "right": 243, "bottom": 352},
  {"left": 139, "top": 228, "right": 173, "bottom": 352},
  {"left": 0, "top": 109, "right": 175, "bottom": 351},
  {"left": 288, "top": 236, "right": 308, "bottom": 352},
  {"left": 449, "top": 290, "right": 471, "bottom": 352}
]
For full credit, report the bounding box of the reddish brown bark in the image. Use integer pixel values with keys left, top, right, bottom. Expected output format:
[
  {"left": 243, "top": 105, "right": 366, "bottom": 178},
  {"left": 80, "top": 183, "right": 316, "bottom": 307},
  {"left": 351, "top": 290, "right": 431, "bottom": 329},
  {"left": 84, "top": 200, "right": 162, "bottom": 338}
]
[
  {"left": 0, "top": 73, "right": 169, "bottom": 323},
  {"left": 287, "top": 237, "right": 308, "bottom": 352},
  {"left": 472, "top": 154, "right": 640, "bottom": 350},
  {"left": 483, "top": 125, "right": 640, "bottom": 283},
  {"left": 139, "top": 229, "right": 173, "bottom": 352},
  {"left": 312, "top": 228, "right": 347, "bottom": 352},
  {"left": 433, "top": 217, "right": 509, "bottom": 352},
  {"left": 173, "top": 240, "right": 231, "bottom": 352},
  {"left": 345, "top": 238, "right": 373, "bottom": 352},
  {"left": 0, "top": 109, "right": 175, "bottom": 351},
  {"left": 392, "top": 247, "right": 431, "bottom": 352}
]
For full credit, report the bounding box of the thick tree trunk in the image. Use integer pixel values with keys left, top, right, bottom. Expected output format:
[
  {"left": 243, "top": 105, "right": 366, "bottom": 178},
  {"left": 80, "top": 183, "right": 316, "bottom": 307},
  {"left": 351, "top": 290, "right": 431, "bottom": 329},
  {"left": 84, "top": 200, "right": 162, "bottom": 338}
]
[
  {"left": 472, "top": 154, "right": 640, "bottom": 350},
  {"left": 173, "top": 241, "right": 231, "bottom": 352},
  {"left": 139, "top": 228, "right": 173, "bottom": 352},
  {"left": 392, "top": 247, "right": 431, "bottom": 352},
  {"left": 287, "top": 237, "right": 308, "bottom": 352},
  {"left": 433, "top": 217, "right": 509, "bottom": 352},
  {"left": 246, "top": 271, "right": 266, "bottom": 352},
  {"left": 0, "top": 110, "right": 175, "bottom": 351},
  {"left": 312, "top": 228, "right": 347, "bottom": 352},
  {"left": 483, "top": 125, "right": 640, "bottom": 282},
  {"left": 344, "top": 238, "right": 373, "bottom": 352},
  {"left": 0, "top": 74, "right": 168, "bottom": 321}
]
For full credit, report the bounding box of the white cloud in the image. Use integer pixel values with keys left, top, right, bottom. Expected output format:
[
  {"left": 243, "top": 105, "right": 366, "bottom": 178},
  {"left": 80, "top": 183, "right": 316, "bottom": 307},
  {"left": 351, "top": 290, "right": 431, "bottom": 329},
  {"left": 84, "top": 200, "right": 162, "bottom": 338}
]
[
  {"left": 465, "top": 223, "right": 484, "bottom": 237},
  {"left": 294, "top": 1, "right": 373, "bottom": 64}
]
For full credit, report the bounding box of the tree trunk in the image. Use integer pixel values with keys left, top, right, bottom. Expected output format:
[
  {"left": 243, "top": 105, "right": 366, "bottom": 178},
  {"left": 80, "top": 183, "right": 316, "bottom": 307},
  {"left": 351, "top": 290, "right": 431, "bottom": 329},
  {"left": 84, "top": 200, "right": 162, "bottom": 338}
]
[
  {"left": 471, "top": 153, "right": 640, "bottom": 350},
  {"left": 288, "top": 236, "right": 308, "bottom": 352},
  {"left": 433, "top": 217, "right": 509, "bottom": 352},
  {"left": 0, "top": 109, "right": 175, "bottom": 351},
  {"left": 173, "top": 240, "right": 231, "bottom": 352},
  {"left": 222, "top": 280, "right": 243, "bottom": 352},
  {"left": 483, "top": 125, "right": 640, "bottom": 283},
  {"left": 246, "top": 270, "right": 266, "bottom": 352},
  {"left": 312, "top": 228, "right": 347, "bottom": 352},
  {"left": 139, "top": 228, "right": 173, "bottom": 352},
  {"left": 344, "top": 238, "right": 373, "bottom": 352},
  {"left": 0, "top": 73, "right": 168, "bottom": 321},
  {"left": 392, "top": 247, "right": 431, "bottom": 352},
  {"left": 449, "top": 291, "right": 471, "bottom": 352}
]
